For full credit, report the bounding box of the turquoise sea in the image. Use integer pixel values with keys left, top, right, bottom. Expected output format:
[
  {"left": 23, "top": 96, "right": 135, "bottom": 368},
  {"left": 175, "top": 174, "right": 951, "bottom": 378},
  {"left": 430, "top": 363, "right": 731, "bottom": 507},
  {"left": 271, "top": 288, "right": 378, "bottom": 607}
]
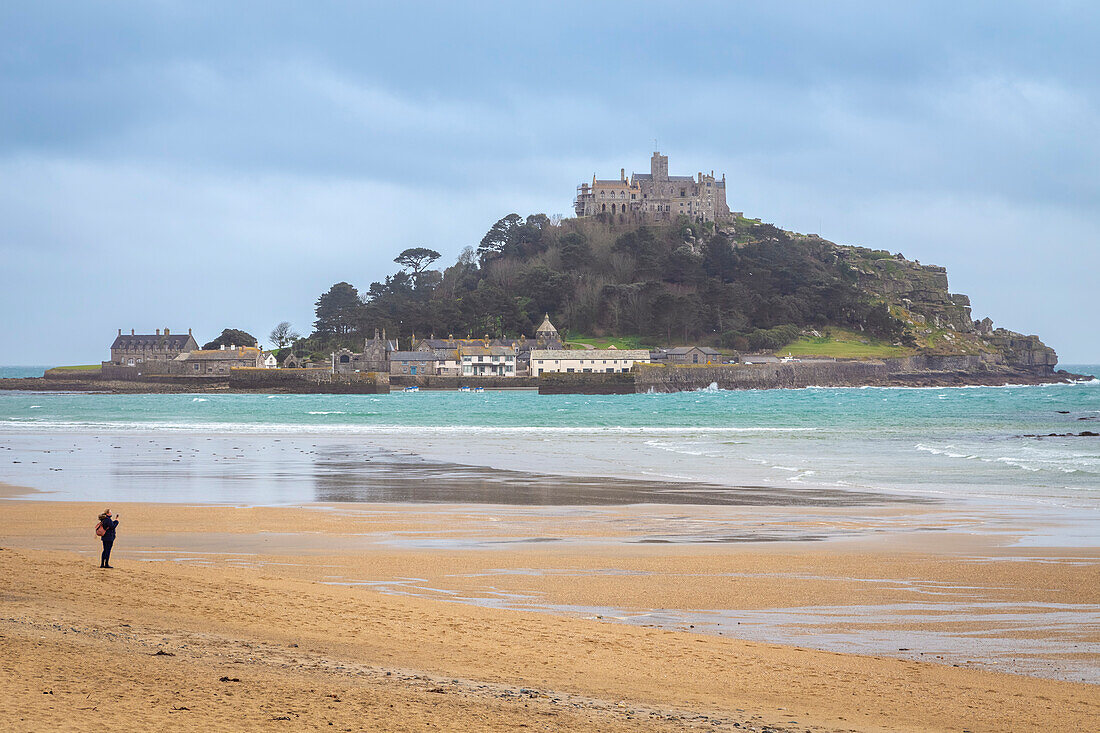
[{"left": 1, "top": 366, "right": 1097, "bottom": 542}]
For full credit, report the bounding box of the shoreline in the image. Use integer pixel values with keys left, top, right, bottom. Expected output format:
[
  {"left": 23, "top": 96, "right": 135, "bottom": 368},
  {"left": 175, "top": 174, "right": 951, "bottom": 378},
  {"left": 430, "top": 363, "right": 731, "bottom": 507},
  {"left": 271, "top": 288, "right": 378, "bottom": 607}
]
[
  {"left": 1, "top": 364, "right": 1091, "bottom": 394},
  {"left": 2, "top": 499, "right": 1097, "bottom": 731}
]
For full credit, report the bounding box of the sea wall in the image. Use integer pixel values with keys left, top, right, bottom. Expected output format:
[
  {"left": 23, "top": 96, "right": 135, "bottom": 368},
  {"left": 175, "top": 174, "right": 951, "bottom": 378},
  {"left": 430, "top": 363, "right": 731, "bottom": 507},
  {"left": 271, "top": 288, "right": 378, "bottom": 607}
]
[
  {"left": 538, "top": 372, "right": 638, "bottom": 395},
  {"left": 228, "top": 368, "right": 389, "bottom": 394},
  {"left": 390, "top": 375, "right": 538, "bottom": 390},
  {"left": 539, "top": 358, "right": 1066, "bottom": 394}
]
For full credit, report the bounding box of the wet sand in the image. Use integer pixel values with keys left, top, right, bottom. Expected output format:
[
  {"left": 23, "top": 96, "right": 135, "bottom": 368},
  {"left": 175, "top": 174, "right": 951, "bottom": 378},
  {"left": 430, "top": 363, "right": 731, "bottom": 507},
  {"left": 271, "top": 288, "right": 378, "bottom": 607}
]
[{"left": 2, "top": 496, "right": 1098, "bottom": 731}]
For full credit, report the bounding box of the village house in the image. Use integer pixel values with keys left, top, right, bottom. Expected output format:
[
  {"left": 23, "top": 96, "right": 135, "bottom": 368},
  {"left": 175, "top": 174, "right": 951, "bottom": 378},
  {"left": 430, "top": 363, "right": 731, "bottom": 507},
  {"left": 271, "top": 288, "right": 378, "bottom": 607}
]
[
  {"left": 106, "top": 328, "right": 198, "bottom": 367},
  {"left": 170, "top": 345, "right": 265, "bottom": 375},
  {"left": 389, "top": 351, "right": 438, "bottom": 376},
  {"left": 461, "top": 346, "right": 517, "bottom": 377},
  {"left": 660, "top": 346, "right": 723, "bottom": 365},
  {"left": 529, "top": 348, "right": 651, "bottom": 375},
  {"left": 262, "top": 352, "right": 278, "bottom": 368}
]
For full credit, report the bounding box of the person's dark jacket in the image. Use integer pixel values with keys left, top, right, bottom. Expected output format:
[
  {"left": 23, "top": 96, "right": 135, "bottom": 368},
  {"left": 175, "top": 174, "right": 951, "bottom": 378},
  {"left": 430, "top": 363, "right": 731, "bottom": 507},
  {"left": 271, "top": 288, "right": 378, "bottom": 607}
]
[{"left": 100, "top": 517, "right": 119, "bottom": 541}]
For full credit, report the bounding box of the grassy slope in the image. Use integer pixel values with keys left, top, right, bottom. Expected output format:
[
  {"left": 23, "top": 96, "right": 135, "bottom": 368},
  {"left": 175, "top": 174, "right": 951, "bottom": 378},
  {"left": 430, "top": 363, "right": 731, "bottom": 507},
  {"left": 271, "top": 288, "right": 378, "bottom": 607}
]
[
  {"left": 777, "top": 329, "right": 913, "bottom": 358},
  {"left": 49, "top": 364, "right": 101, "bottom": 371}
]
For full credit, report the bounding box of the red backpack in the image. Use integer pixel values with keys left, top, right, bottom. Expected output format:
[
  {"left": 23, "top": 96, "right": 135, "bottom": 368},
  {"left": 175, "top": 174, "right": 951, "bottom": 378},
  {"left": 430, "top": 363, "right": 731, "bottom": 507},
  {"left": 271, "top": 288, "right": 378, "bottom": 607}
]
[{"left": 95, "top": 521, "right": 106, "bottom": 537}]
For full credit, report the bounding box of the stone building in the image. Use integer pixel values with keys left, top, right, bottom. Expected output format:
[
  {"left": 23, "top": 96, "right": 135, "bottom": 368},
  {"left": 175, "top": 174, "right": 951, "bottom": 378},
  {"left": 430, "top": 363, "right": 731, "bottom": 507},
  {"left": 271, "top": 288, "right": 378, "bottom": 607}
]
[
  {"left": 529, "top": 349, "right": 651, "bottom": 375},
  {"left": 574, "top": 152, "right": 731, "bottom": 224},
  {"left": 333, "top": 330, "right": 399, "bottom": 374},
  {"left": 658, "top": 346, "right": 723, "bottom": 365},
  {"left": 107, "top": 328, "right": 199, "bottom": 367},
  {"left": 170, "top": 346, "right": 265, "bottom": 375},
  {"left": 389, "top": 351, "right": 438, "bottom": 376}
]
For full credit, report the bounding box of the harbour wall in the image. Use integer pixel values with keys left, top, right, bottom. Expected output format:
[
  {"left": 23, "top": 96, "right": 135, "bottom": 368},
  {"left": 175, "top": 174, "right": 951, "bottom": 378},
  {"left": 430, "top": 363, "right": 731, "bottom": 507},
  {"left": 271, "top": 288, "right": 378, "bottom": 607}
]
[
  {"left": 228, "top": 368, "right": 390, "bottom": 394},
  {"left": 540, "top": 357, "right": 1062, "bottom": 394},
  {"left": 390, "top": 375, "right": 538, "bottom": 390}
]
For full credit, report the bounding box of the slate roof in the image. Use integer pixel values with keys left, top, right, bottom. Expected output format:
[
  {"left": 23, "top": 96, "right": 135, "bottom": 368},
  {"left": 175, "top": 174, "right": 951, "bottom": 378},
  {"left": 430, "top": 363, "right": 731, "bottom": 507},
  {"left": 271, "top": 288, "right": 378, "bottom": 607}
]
[
  {"left": 176, "top": 347, "right": 262, "bottom": 361},
  {"left": 389, "top": 351, "right": 438, "bottom": 362},
  {"left": 461, "top": 346, "right": 516, "bottom": 357},
  {"left": 529, "top": 349, "right": 651, "bottom": 361},
  {"left": 666, "top": 346, "right": 721, "bottom": 356},
  {"left": 111, "top": 333, "right": 195, "bottom": 350}
]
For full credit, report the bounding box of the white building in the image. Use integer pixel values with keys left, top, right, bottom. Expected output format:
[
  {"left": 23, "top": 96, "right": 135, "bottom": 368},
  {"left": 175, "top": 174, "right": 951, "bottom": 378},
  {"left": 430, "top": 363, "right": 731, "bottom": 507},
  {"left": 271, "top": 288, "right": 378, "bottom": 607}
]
[
  {"left": 262, "top": 352, "right": 278, "bottom": 368},
  {"left": 529, "top": 349, "right": 651, "bottom": 375},
  {"left": 461, "top": 346, "right": 517, "bottom": 376}
]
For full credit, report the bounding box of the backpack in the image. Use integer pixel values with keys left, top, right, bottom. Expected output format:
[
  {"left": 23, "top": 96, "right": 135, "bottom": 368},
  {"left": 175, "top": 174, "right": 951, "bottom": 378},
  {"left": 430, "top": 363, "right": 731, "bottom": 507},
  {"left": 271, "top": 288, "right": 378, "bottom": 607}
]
[{"left": 95, "top": 521, "right": 106, "bottom": 537}]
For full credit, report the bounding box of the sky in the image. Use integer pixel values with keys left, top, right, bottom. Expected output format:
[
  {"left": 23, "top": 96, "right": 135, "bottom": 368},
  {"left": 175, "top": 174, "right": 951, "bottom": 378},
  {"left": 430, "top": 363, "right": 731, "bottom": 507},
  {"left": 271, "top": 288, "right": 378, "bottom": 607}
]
[{"left": 1, "top": 1, "right": 1098, "bottom": 365}]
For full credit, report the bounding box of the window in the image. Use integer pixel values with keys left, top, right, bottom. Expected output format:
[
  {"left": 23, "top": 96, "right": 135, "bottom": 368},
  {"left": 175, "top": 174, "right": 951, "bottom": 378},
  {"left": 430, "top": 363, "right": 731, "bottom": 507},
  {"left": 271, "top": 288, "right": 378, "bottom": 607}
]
[
  {"left": 631, "top": 194, "right": 636, "bottom": 200},
  {"left": 680, "top": 189, "right": 686, "bottom": 197}
]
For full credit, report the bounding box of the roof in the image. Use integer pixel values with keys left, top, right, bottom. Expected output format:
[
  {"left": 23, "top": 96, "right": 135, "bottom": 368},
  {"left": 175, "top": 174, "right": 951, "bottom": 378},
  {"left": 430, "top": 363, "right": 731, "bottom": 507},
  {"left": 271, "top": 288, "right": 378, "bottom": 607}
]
[
  {"left": 529, "top": 349, "right": 651, "bottom": 361},
  {"left": 390, "top": 351, "right": 437, "bottom": 362},
  {"left": 177, "top": 347, "right": 262, "bottom": 361},
  {"left": 111, "top": 333, "right": 194, "bottom": 350},
  {"left": 535, "top": 314, "right": 558, "bottom": 334},
  {"left": 666, "top": 346, "right": 721, "bottom": 356},
  {"left": 593, "top": 180, "right": 633, "bottom": 187},
  {"left": 461, "top": 346, "right": 516, "bottom": 357}
]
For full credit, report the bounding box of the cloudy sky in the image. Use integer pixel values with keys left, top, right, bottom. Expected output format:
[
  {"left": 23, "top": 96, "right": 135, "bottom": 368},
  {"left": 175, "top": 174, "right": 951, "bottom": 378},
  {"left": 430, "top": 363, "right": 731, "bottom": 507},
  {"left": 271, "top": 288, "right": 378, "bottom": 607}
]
[{"left": 1, "top": 1, "right": 1097, "bottom": 364}]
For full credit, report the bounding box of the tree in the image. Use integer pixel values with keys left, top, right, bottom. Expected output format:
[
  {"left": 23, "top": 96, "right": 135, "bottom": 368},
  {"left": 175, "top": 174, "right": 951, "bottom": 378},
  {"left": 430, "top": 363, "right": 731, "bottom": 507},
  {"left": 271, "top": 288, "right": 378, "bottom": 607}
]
[
  {"left": 393, "top": 247, "right": 441, "bottom": 276},
  {"left": 477, "top": 213, "right": 523, "bottom": 264},
  {"left": 313, "top": 282, "right": 362, "bottom": 336},
  {"left": 269, "top": 321, "right": 300, "bottom": 348},
  {"left": 203, "top": 328, "right": 258, "bottom": 350}
]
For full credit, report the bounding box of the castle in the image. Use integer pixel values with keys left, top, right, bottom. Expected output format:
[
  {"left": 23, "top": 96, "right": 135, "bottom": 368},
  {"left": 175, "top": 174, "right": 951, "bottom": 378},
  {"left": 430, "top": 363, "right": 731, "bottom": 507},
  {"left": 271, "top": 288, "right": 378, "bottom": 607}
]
[{"left": 574, "top": 152, "right": 731, "bottom": 224}]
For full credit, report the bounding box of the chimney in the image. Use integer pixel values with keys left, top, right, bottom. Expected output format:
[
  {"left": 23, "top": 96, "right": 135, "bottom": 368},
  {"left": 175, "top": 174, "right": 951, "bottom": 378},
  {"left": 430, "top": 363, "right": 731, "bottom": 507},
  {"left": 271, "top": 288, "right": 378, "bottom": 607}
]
[
  {"left": 131, "top": 328, "right": 135, "bottom": 335},
  {"left": 188, "top": 328, "right": 192, "bottom": 335},
  {"left": 164, "top": 328, "right": 170, "bottom": 336},
  {"left": 620, "top": 168, "right": 625, "bottom": 181},
  {"left": 118, "top": 328, "right": 122, "bottom": 336},
  {"left": 156, "top": 328, "right": 161, "bottom": 336}
]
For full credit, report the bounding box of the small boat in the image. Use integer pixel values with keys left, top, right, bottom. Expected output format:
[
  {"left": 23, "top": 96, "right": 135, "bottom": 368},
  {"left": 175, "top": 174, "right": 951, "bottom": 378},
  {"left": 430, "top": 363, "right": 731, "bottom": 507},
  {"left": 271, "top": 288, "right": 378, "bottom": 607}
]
[
  {"left": 402, "top": 386, "right": 419, "bottom": 392},
  {"left": 472, "top": 386, "right": 485, "bottom": 393},
  {"left": 458, "top": 386, "right": 471, "bottom": 392}
]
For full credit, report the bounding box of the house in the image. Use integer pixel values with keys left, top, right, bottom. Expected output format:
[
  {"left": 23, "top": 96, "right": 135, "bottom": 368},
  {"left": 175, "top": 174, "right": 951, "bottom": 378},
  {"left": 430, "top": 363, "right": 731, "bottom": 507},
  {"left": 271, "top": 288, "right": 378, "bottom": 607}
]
[
  {"left": 171, "top": 346, "right": 265, "bottom": 375},
  {"left": 107, "top": 328, "right": 198, "bottom": 367},
  {"left": 389, "top": 351, "right": 438, "bottom": 376},
  {"left": 529, "top": 349, "right": 651, "bottom": 375},
  {"left": 663, "top": 346, "right": 722, "bottom": 365},
  {"left": 262, "top": 352, "right": 278, "bottom": 368},
  {"left": 461, "top": 346, "right": 517, "bottom": 376}
]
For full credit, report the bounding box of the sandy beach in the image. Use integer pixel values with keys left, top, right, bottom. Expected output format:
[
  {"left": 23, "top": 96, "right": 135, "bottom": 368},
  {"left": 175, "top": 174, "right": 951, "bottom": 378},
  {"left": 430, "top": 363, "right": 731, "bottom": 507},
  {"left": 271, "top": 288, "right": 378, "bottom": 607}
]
[{"left": 1, "top": 491, "right": 1097, "bottom": 732}]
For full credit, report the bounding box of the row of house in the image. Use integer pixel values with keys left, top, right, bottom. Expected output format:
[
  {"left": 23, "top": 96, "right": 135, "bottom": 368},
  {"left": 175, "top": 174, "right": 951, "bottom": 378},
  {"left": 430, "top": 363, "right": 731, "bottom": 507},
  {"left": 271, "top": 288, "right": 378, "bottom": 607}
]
[
  {"left": 105, "top": 318, "right": 729, "bottom": 379},
  {"left": 106, "top": 328, "right": 273, "bottom": 375}
]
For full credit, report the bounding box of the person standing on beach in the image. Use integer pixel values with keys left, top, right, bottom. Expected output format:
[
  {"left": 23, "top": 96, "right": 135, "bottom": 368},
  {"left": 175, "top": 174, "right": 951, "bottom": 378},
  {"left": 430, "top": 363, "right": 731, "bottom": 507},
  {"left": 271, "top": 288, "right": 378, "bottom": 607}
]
[{"left": 97, "top": 509, "right": 119, "bottom": 568}]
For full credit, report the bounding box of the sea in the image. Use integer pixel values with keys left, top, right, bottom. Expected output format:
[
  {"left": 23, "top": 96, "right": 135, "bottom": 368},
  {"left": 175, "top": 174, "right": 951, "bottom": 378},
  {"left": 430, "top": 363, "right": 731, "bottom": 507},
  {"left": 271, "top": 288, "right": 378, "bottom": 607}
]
[
  {"left": 0, "top": 365, "right": 1097, "bottom": 548},
  {"left": 3, "top": 365, "right": 1099, "bottom": 682}
]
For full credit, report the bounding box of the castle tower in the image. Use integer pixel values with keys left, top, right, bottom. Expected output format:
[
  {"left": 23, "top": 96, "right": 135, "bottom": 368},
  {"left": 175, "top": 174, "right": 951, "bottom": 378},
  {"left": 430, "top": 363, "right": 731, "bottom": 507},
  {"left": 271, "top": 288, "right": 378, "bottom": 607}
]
[{"left": 651, "top": 151, "right": 668, "bottom": 181}]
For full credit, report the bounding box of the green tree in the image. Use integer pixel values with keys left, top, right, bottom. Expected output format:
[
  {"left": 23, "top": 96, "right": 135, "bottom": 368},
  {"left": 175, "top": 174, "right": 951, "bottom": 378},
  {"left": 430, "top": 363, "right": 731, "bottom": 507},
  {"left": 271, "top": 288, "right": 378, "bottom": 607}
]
[
  {"left": 313, "top": 282, "right": 362, "bottom": 336},
  {"left": 393, "top": 247, "right": 441, "bottom": 276},
  {"left": 202, "top": 328, "right": 258, "bottom": 350}
]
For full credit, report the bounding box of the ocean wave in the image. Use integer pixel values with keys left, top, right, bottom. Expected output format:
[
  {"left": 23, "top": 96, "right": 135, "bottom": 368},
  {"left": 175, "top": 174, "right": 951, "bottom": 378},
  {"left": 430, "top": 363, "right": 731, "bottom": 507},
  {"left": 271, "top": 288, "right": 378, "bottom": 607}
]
[
  {"left": 0, "top": 420, "right": 821, "bottom": 435},
  {"left": 192, "top": 398, "right": 208, "bottom": 402},
  {"left": 307, "top": 411, "right": 347, "bottom": 415}
]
